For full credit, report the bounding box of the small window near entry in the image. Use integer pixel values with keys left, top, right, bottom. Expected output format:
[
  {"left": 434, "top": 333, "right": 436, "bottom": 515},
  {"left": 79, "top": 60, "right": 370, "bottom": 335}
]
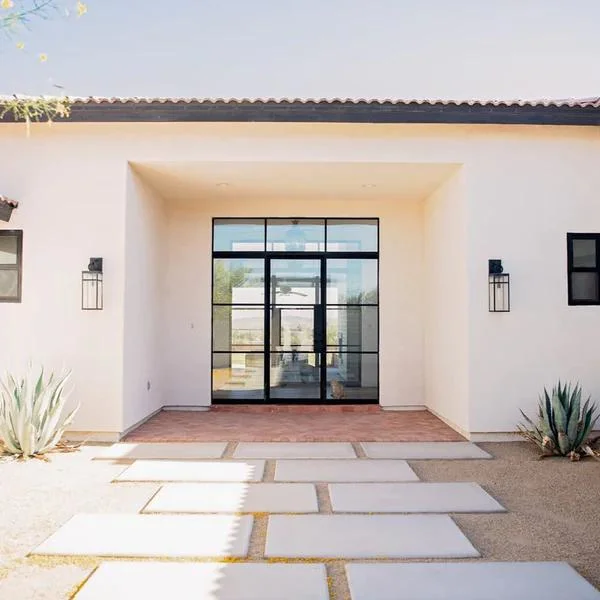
[
  {"left": 567, "top": 233, "right": 600, "bottom": 305},
  {"left": 0, "top": 230, "right": 22, "bottom": 302}
]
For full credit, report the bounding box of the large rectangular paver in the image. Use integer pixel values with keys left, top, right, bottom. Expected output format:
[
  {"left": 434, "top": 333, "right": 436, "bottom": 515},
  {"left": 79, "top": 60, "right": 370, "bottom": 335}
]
[
  {"left": 265, "top": 515, "right": 479, "bottom": 558},
  {"left": 361, "top": 442, "right": 492, "bottom": 459},
  {"left": 144, "top": 483, "right": 318, "bottom": 513},
  {"left": 234, "top": 442, "right": 356, "bottom": 459},
  {"left": 76, "top": 562, "right": 329, "bottom": 600},
  {"left": 329, "top": 482, "right": 505, "bottom": 513},
  {"left": 275, "top": 459, "right": 419, "bottom": 482},
  {"left": 345, "top": 562, "right": 600, "bottom": 600},
  {"left": 114, "top": 460, "right": 265, "bottom": 482},
  {"left": 93, "top": 442, "right": 227, "bottom": 460},
  {"left": 33, "top": 514, "right": 253, "bottom": 558}
]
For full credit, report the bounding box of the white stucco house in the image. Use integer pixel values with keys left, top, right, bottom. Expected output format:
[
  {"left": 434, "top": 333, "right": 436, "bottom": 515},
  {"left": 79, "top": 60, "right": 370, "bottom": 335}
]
[{"left": 0, "top": 96, "right": 599, "bottom": 441}]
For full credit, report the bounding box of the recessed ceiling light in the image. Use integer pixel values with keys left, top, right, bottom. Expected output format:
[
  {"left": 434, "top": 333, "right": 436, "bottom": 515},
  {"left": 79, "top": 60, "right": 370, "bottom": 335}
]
[{"left": 361, "top": 183, "right": 377, "bottom": 188}]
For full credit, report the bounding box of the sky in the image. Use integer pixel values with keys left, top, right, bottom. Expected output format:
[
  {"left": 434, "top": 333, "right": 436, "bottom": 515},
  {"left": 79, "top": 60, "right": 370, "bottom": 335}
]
[{"left": 0, "top": 0, "right": 599, "bottom": 100}]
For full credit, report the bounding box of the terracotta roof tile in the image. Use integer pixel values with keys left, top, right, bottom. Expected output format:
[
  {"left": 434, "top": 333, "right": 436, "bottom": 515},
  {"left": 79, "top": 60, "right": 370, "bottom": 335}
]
[{"left": 63, "top": 96, "right": 600, "bottom": 108}]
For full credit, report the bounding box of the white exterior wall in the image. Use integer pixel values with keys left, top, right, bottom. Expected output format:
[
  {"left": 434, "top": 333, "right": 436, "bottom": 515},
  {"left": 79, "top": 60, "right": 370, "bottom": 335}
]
[
  {"left": 122, "top": 170, "right": 166, "bottom": 431},
  {"left": 466, "top": 130, "right": 600, "bottom": 433},
  {"left": 423, "top": 170, "right": 470, "bottom": 435},
  {"left": 0, "top": 128, "right": 127, "bottom": 436},
  {"left": 0, "top": 121, "right": 598, "bottom": 437}
]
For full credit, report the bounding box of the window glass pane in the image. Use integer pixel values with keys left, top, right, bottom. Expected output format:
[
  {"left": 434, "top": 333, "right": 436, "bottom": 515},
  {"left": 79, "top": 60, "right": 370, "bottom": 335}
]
[
  {"left": 327, "top": 306, "right": 378, "bottom": 352},
  {"left": 213, "top": 306, "right": 264, "bottom": 352},
  {"left": 270, "top": 259, "right": 321, "bottom": 305},
  {"left": 212, "top": 353, "right": 264, "bottom": 400},
  {"left": 327, "top": 259, "right": 378, "bottom": 304},
  {"left": 267, "top": 218, "right": 325, "bottom": 252},
  {"left": 213, "top": 219, "right": 265, "bottom": 251},
  {"left": 571, "top": 272, "right": 599, "bottom": 302},
  {"left": 271, "top": 306, "right": 315, "bottom": 352},
  {"left": 327, "top": 219, "right": 378, "bottom": 252},
  {"left": 572, "top": 238, "right": 596, "bottom": 268},
  {"left": 0, "top": 235, "right": 17, "bottom": 265},
  {"left": 270, "top": 352, "right": 321, "bottom": 399},
  {"left": 326, "top": 353, "right": 378, "bottom": 400},
  {"left": 0, "top": 270, "right": 18, "bottom": 298},
  {"left": 213, "top": 259, "right": 264, "bottom": 304}
]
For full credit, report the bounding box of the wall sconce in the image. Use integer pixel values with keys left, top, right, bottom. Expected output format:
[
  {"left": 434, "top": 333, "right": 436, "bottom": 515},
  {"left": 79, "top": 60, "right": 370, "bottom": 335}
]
[
  {"left": 82, "top": 257, "right": 103, "bottom": 310},
  {"left": 0, "top": 195, "right": 18, "bottom": 223},
  {"left": 489, "top": 259, "right": 510, "bottom": 312}
]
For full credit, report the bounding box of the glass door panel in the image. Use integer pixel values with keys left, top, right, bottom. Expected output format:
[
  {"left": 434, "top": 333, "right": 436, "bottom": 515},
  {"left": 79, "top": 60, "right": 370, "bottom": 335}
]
[
  {"left": 268, "top": 258, "right": 323, "bottom": 400},
  {"left": 270, "top": 353, "right": 321, "bottom": 399}
]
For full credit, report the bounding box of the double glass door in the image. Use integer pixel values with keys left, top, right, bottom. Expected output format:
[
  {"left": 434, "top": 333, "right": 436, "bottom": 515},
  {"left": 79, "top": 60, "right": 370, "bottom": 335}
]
[{"left": 212, "top": 218, "right": 379, "bottom": 403}]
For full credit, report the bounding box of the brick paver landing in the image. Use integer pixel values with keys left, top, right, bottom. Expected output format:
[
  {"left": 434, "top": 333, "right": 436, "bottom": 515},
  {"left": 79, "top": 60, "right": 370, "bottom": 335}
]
[{"left": 125, "top": 406, "right": 463, "bottom": 442}]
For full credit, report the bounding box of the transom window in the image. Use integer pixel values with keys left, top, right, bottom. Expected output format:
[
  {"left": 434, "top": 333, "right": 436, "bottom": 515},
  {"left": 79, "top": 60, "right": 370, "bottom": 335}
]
[
  {"left": 0, "top": 230, "right": 22, "bottom": 303},
  {"left": 567, "top": 233, "right": 600, "bottom": 305},
  {"left": 213, "top": 218, "right": 379, "bottom": 253}
]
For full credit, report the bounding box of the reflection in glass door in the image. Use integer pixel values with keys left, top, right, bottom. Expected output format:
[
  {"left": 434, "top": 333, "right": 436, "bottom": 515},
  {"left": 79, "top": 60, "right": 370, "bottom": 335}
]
[
  {"left": 211, "top": 218, "right": 379, "bottom": 403},
  {"left": 268, "top": 258, "right": 322, "bottom": 400}
]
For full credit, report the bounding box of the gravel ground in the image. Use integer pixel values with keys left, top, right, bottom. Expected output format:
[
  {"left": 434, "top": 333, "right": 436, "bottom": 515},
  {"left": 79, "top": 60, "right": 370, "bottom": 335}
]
[
  {"left": 0, "top": 441, "right": 598, "bottom": 599},
  {"left": 0, "top": 446, "right": 158, "bottom": 599},
  {"left": 412, "top": 442, "right": 600, "bottom": 590}
]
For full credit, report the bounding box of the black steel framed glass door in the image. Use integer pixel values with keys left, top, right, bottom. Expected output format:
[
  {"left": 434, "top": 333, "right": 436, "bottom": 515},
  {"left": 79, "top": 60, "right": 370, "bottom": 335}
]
[
  {"left": 212, "top": 217, "right": 379, "bottom": 403},
  {"left": 268, "top": 257, "right": 325, "bottom": 401}
]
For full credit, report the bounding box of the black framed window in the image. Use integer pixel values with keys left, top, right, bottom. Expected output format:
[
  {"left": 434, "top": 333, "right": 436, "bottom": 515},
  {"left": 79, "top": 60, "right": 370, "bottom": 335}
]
[
  {"left": 567, "top": 233, "right": 600, "bottom": 305},
  {"left": 0, "top": 230, "right": 22, "bottom": 303},
  {"left": 211, "top": 218, "right": 379, "bottom": 403}
]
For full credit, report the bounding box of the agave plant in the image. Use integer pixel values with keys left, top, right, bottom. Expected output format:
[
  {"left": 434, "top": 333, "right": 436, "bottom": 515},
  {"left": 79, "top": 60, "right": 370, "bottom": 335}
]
[
  {"left": 518, "top": 381, "right": 599, "bottom": 461},
  {"left": 0, "top": 367, "right": 78, "bottom": 458}
]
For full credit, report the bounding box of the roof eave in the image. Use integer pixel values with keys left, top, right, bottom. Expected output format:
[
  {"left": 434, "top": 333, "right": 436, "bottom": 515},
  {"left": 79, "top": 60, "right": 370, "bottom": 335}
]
[{"left": 0, "top": 99, "right": 599, "bottom": 126}]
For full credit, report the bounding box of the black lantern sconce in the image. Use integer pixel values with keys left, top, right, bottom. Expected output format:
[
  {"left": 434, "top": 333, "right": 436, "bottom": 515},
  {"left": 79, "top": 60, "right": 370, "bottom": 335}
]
[
  {"left": 488, "top": 259, "right": 510, "bottom": 312},
  {"left": 82, "top": 258, "right": 103, "bottom": 310}
]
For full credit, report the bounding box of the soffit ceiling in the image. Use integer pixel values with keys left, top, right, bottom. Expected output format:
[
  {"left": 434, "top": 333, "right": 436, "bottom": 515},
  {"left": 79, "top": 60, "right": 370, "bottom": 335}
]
[{"left": 133, "top": 161, "right": 459, "bottom": 204}]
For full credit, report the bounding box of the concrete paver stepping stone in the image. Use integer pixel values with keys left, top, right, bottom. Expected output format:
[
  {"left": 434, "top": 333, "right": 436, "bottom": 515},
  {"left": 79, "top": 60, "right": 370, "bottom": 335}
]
[
  {"left": 114, "top": 460, "right": 265, "bottom": 482},
  {"left": 275, "top": 459, "right": 419, "bottom": 482},
  {"left": 329, "top": 482, "right": 505, "bottom": 513},
  {"left": 75, "top": 562, "right": 329, "bottom": 600},
  {"left": 234, "top": 442, "right": 356, "bottom": 459},
  {"left": 144, "top": 483, "right": 318, "bottom": 513},
  {"left": 33, "top": 514, "right": 253, "bottom": 558},
  {"left": 345, "top": 562, "right": 600, "bottom": 600},
  {"left": 93, "top": 442, "right": 227, "bottom": 460},
  {"left": 265, "top": 514, "right": 479, "bottom": 558},
  {"left": 361, "top": 442, "right": 492, "bottom": 459}
]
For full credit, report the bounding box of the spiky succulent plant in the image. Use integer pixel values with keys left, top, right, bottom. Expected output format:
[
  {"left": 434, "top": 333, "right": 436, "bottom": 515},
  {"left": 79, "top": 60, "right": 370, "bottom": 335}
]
[
  {"left": 0, "top": 367, "right": 78, "bottom": 458},
  {"left": 519, "top": 381, "right": 599, "bottom": 461}
]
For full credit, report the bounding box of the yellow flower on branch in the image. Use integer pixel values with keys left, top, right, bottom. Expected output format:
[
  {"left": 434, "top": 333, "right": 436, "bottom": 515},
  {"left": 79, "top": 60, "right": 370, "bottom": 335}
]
[
  {"left": 39, "top": 53, "right": 48, "bottom": 63},
  {"left": 76, "top": 1, "right": 87, "bottom": 17},
  {"left": 1, "top": 0, "right": 14, "bottom": 9},
  {"left": 16, "top": 41, "right": 25, "bottom": 50}
]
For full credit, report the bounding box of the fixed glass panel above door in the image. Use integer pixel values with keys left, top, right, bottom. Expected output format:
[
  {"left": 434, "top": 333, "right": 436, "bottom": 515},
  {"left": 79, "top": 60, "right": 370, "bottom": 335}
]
[
  {"left": 267, "top": 218, "right": 325, "bottom": 252},
  {"left": 326, "top": 219, "right": 378, "bottom": 252},
  {"left": 213, "top": 218, "right": 265, "bottom": 251}
]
